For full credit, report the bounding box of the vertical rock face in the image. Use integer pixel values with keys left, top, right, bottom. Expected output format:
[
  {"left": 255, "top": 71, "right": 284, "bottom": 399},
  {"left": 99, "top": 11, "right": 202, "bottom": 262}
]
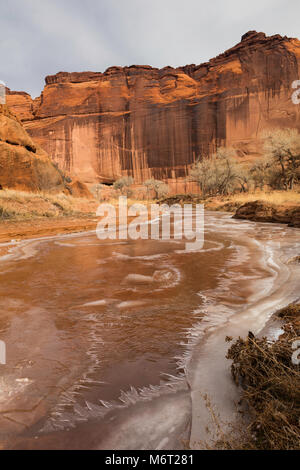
[{"left": 6, "top": 31, "right": 300, "bottom": 186}]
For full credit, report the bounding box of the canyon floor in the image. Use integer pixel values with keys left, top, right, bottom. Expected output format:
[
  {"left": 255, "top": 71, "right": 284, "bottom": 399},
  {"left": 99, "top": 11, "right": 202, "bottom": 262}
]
[{"left": 0, "top": 190, "right": 299, "bottom": 250}]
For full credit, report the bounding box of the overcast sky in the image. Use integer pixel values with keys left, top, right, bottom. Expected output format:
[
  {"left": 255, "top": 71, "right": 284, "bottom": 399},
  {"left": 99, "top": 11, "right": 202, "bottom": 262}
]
[{"left": 0, "top": 0, "right": 299, "bottom": 97}]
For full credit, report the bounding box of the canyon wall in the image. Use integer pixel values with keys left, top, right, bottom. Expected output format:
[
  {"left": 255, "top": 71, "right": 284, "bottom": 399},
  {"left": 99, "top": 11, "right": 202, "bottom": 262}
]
[
  {"left": 6, "top": 31, "right": 300, "bottom": 188},
  {"left": 0, "top": 104, "right": 65, "bottom": 192}
]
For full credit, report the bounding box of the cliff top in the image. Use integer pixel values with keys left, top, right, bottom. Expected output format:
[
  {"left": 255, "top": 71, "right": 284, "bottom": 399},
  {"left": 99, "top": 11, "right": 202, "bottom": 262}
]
[{"left": 42, "top": 31, "right": 299, "bottom": 85}]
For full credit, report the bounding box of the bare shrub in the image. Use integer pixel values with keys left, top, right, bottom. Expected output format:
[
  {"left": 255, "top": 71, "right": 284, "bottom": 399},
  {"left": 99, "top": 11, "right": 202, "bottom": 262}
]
[
  {"left": 113, "top": 176, "right": 134, "bottom": 197},
  {"left": 189, "top": 147, "right": 251, "bottom": 197},
  {"left": 263, "top": 128, "right": 300, "bottom": 190},
  {"left": 144, "top": 179, "right": 169, "bottom": 199}
]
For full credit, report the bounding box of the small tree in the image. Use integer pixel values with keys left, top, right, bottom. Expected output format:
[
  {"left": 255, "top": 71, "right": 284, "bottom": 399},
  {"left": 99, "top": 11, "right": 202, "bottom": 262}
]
[
  {"left": 212, "top": 147, "right": 240, "bottom": 195},
  {"left": 113, "top": 176, "right": 134, "bottom": 197},
  {"left": 188, "top": 157, "right": 213, "bottom": 197},
  {"left": 144, "top": 179, "right": 169, "bottom": 199},
  {"left": 263, "top": 129, "right": 300, "bottom": 190},
  {"left": 236, "top": 164, "right": 252, "bottom": 193},
  {"left": 189, "top": 147, "right": 249, "bottom": 197},
  {"left": 250, "top": 155, "right": 273, "bottom": 191}
]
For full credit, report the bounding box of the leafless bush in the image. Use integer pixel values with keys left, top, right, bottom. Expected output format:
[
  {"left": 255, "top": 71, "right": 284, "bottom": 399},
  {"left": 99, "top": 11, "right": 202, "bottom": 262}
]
[
  {"left": 144, "top": 178, "right": 169, "bottom": 199},
  {"left": 113, "top": 176, "right": 134, "bottom": 197},
  {"left": 263, "top": 128, "right": 300, "bottom": 190},
  {"left": 189, "top": 147, "right": 251, "bottom": 197}
]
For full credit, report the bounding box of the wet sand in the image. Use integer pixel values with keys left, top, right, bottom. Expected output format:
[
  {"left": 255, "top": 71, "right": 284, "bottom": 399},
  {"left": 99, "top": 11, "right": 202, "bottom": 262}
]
[{"left": 0, "top": 216, "right": 99, "bottom": 245}]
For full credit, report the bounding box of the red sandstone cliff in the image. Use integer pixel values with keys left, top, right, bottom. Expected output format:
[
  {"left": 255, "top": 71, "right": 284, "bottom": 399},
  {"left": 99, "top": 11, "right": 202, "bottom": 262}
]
[
  {"left": 6, "top": 31, "right": 300, "bottom": 187},
  {"left": 0, "top": 104, "right": 66, "bottom": 192}
]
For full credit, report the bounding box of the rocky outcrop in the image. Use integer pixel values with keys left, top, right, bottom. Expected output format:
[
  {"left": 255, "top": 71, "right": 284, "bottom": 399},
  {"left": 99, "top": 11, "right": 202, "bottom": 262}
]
[
  {"left": 5, "top": 90, "right": 35, "bottom": 121},
  {"left": 6, "top": 31, "right": 300, "bottom": 186},
  {"left": 234, "top": 201, "right": 300, "bottom": 227},
  {"left": 65, "top": 179, "right": 94, "bottom": 199},
  {"left": 0, "top": 104, "right": 65, "bottom": 192}
]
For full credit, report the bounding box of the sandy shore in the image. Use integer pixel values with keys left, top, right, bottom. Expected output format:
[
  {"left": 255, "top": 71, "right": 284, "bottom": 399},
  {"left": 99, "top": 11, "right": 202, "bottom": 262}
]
[
  {"left": 1, "top": 190, "right": 299, "bottom": 261},
  {"left": 0, "top": 211, "right": 143, "bottom": 257},
  {"left": 161, "top": 192, "right": 300, "bottom": 227},
  {"left": 0, "top": 215, "right": 99, "bottom": 251}
]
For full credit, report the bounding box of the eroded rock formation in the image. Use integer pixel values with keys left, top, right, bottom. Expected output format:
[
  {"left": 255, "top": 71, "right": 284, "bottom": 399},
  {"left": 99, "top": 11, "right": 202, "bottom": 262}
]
[
  {"left": 0, "top": 104, "right": 65, "bottom": 192},
  {"left": 234, "top": 201, "right": 300, "bottom": 227},
  {"left": 6, "top": 31, "right": 300, "bottom": 187}
]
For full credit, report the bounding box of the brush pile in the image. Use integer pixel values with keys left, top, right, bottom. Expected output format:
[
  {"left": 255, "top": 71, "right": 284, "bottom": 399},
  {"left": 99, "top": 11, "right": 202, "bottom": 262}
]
[{"left": 227, "top": 304, "right": 300, "bottom": 450}]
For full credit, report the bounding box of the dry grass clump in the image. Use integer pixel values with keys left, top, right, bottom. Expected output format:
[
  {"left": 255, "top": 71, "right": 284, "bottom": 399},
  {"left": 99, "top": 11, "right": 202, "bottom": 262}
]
[
  {"left": 226, "top": 304, "right": 300, "bottom": 450},
  {"left": 159, "top": 194, "right": 200, "bottom": 205},
  {"left": 225, "top": 190, "right": 300, "bottom": 207},
  {"left": 160, "top": 190, "right": 300, "bottom": 212},
  {"left": 0, "top": 189, "right": 96, "bottom": 220}
]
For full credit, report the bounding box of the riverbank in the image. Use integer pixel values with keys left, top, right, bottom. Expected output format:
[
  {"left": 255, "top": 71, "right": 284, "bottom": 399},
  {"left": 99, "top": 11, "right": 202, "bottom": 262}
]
[
  {"left": 0, "top": 190, "right": 155, "bottom": 247},
  {"left": 226, "top": 303, "right": 300, "bottom": 450},
  {"left": 0, "top": 189, "right": 99, "bottom": 248},
  {"left": 161, "top": 190, "right": 300, "bottom": 227},
  {"left": 1, "top": 190, "right": 299, "bottom": 249},
  {"left": 0, "top": 215, "right": 99, "bottom": 245}
]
